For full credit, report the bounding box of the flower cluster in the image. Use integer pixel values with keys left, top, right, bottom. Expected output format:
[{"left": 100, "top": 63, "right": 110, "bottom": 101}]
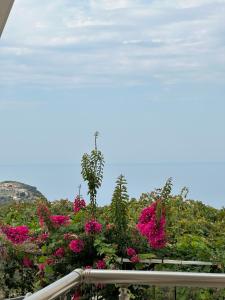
[
  {"left": 38, "top": 257, "right": 55, "bottom": 273},
  {"left": 1, "top": 225, "right": 29, "bottom": 244},
  {"left": 85, "top": 220, "right": 102, "bottom": 234},
  {"left": 130, "top": 255, "right": 140, "bottom": 263},
  {"left": 37, "top": 203, "right": 51, "bottom": 228},
  {"left": 73, "top": 196, "right": 86, "bottom": 213},
  {"left": 126, "top": 247, "right": 139, "bottom": 263},
  {"left": 137, "top": 201, "right": 166, "bottom": 249},
  {"left": 71, "top": 291, "right": 80, "bottom": 300},
  {"left": 50, "top": 215, "right": 70, "bottom": 227},
  {"left": 23, "top": 257, "right": 33, "bottom": 268},
  {"left": 126, "top": 247, "right": 136, "bottom": 256},
  {"left": 53, "top": 247, "right": 65, "bottom": 258},
  {"left": 96, "top": 259, "right": 106, "bottom": 269},
  {"left": 33, "top": 232, "right": 49, "bottom": 244},
  {"left": 69, "top": 239, "right": 84, "bottom": 253}
]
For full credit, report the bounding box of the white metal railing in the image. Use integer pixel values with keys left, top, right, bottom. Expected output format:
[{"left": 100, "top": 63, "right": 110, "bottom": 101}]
[
  {"left": 119, "top": 258, "right": 214, "bottom": 266},
  {"left": 23, "top": 269, "right": 225, "bottom": 300}
]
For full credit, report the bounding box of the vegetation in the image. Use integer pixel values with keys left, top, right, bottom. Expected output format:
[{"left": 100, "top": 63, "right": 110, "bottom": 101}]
[
  {"left": 81, "top": 132, "right": 104, "bottom": 218},
  {"left": 0, "top": 135, "right": 225, "bottom": 299}
]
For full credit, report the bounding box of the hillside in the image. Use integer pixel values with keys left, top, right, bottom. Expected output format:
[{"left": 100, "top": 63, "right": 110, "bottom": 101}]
[{"left": 0, "top": 181, "right": 46, "bottom": 204}]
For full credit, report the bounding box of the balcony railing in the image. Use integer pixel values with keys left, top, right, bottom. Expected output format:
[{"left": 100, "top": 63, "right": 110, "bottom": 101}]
[{"left": 21, "top": 269, "right": 225, "bottom": 300}]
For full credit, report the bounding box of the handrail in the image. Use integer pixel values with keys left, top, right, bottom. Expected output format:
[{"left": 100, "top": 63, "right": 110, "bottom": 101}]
[
  {"left": 119, "top": 258, "right": 214, "bottom": 266},
  {"left": 24, "top": 269, "right": 225, "bottom": 300},
  {"left": 24, "top": 269, "right": 82, "bottom": 300}
]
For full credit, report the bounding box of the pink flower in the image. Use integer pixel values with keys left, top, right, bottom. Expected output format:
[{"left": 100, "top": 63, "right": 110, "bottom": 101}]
[
  {"left": 36, "top": 232, "right": 49, "bottom": 243},
  {"left": 71, "top": 291, "right": 80, "bottom": 300},
  {"left": 73, "top": 196, "right": 86, "bottom": 213},
  {"left": 50, "top": 215, "right": 70, "bottom": 227},
  {"left": 53, "top": 247, "right": 65, "bottom": 258},
  {"left": 37, "top": 203, "right": 51, "bottom": 228},
  {"left": 126, "top": 247, "right": 136, "bottom": 257},
  {"left": 85, "top": 265, "right": 92, "bottom": 269},
  {"left": 38, "top": 263, "right": 46, "bottom": 272},
  {"left": 137, "top": 201, "right": 166, "bottom": 249},
  {"left": 69, "top": 239, "right": 84, "bottom": 253},
  {"left": 85, "top": 220, "right": 102, "bottom": 234},
  {"left": 2, "top": 225, "right": 29, "bottom": 244},
  {"left": 130, "top": 255, "right": 140, "bottom": 263},
  {"left": 23, "top": 257, "right": 33, "bottom": 268},
  {"left": 96, "top": 259, "right": 106, "bottom": 269}
]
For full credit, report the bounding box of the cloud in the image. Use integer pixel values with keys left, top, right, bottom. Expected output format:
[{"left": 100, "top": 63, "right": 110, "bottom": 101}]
[{"left": 0, "top": 0, "right": 224, "bottom": 89}]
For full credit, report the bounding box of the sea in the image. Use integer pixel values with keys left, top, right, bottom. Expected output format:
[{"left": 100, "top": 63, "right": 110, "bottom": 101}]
[{"left": 0, "top": 162, "right": 224, "bottom": 208}]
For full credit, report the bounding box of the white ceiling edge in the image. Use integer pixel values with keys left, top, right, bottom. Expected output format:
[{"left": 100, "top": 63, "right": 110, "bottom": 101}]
[{"left": 0, "top": 0, "right": 14, "bottom": 38}]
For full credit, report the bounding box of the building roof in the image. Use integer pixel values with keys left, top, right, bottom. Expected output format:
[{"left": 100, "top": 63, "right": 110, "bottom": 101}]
[{"left": 0, "top": 0, "right": 14, "bottom": 37}]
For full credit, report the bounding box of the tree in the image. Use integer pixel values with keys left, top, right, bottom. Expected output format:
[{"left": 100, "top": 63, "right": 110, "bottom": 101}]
[
  {"left": 81, "top": 132, "right": 104, "bottom": 218},
  {"left": 111, "top": 175, "right": 129, "bottom": 254}
]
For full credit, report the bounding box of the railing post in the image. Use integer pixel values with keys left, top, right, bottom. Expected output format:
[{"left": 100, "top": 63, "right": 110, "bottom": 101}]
[
  {"left": 119, "top": 285, "right": 130, "bottom": 300},
  {"left": 174, "top": 286, "right": 177, "bottom": 300}
]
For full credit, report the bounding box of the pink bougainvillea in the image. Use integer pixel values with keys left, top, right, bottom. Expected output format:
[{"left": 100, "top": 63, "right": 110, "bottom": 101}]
[
  {"left": 69, "top": 239, "right": 84, "bottom": 253},
  {"left": 85, "top": 265, "right": 92, "bottom": 269},
  {"left": 38, "top": 263, "right": 46, "bottom": 272},
  {"left": 126, "top": 247, "right": 136, "bottom": 257},
  {"left": 130, "top": 255, "right": 140, "bottom": 263},
  {"left": 137, "top": 201, "right": 166, "bottom": 249},
  {"left": 96, "top": 259, "right": 106, "bottom": 269},
  {"left": 53, "top": 247, "right": 65, "bottom": 258},
  {"left": 85, "top": 220, "right": 102, "bottom": 234},
  {"left": 50, "top": 215, "right": 70, "bottom": 227},
  {"left": 71, "top": 291, "right": 80, "bottom": 300},
  {"left": 1, "top": 225, "right": 29, "bottom": 244},
  {"left": 37, "top": 203, "right": 51, "bottom": 228},
  {"left": 23, "top": 257, "right": 33, "bottom": 268},
  {"left": 34, "top": 232, "right": 49, "bottom": 244},
  {"left": 73, "top": 196, "right": 86, "bottom": 213}
]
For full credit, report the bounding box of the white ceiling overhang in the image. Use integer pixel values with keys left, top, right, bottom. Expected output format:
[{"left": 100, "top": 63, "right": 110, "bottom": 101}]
[{"left": 0, "top": 0, "right": 14, "bottom": 37}]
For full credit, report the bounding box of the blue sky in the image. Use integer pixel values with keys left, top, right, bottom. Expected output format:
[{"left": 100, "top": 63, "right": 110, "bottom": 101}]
[{"left": 0, "top": 0, "right": 225, "bottom": 165}]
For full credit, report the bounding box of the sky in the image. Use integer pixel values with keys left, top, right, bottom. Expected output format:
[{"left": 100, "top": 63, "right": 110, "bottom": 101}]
[{"left": 0, "top": 0, "right": 225, "bottom": 165}]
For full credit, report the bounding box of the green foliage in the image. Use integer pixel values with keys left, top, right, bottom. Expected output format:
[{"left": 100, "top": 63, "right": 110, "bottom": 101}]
[
  {"left": 110, "top": 175, "right": 129, "bottom": 254},
  {"left": 2, "top": 173, "right": 225, "bottom": 299},
  {"left": 161, "top": 177, "right": 173, "bottom": 201},
  {"left": 81, "top": 132, "right": 104, "bottom": 217}
]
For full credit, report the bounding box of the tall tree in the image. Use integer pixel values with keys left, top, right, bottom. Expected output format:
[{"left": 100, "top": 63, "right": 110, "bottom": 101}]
[
  {"left": 111, "top": 174, "right": 129, "bottom": 254},
  {"left": 81, "top": 132, "right": 104, "bottom": 218}
]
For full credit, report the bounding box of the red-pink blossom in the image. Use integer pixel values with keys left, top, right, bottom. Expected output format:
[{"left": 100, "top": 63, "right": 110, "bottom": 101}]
[
  {"left": 38, "top": 263, "right": 46, "bottom": 272},
  {"left": 23, "top": 257, "right": 33, "bottom": 268},
  {"left": 35, "top": 232, "right": 49, "bottom": 244},
  {"left": 50, "top": 215, "right": 70, "bottom": 227},
  {"left": 69, "top": 239, "right": 84, "bottom": 253},
  {"left": 53, "top": 247, "right": 65, "bottom": 258},
  {"left": 2, "top": 225, "right": 29, "bottom": 244},
  {"left": 85, "top": 220, "right": 102, "bottom": 234},
  {"left": 126, "top": 247, "right": 136, "bottom": 257},
  {"left": 85, "top": 265, "right": 92, "bottom": 269},
  {"left": 96, "top": 259, "right": 106, "bottom": 269},
  {"left": 71, "top": 291, "right": 80, "bottom": 300},
  {"left": 37, "top": 203, "right": 51, "bottom": 228},
  {"left": 130, "top": 255, "right": 140, "bottom": 263},
  {"left": 137, "top": 201, "right": 166, "bottom": 249},
  {"left": 73, "top": 196, "right": 86, "bottom": 213}
]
